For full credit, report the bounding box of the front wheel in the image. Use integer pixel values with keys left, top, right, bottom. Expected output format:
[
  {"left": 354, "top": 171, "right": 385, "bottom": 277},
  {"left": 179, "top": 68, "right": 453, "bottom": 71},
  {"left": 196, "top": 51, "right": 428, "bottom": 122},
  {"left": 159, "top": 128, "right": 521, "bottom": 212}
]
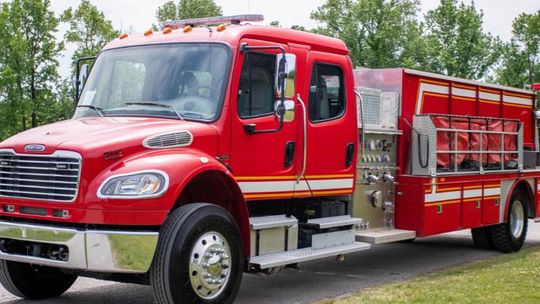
[
  {"left": 491, "top": 191, "right": 529, "bottom": 253},
  {"left": 0, "top": 260, "right": 77, "bottom": 300},
  {"left": 150, "top": 203, "right": 244, "bottom": 304}
]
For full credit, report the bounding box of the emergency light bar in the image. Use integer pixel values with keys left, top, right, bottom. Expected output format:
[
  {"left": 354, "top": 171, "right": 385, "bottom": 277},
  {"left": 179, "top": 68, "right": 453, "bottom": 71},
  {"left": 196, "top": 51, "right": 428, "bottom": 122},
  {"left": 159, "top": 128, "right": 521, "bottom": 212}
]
[
  {"left": 533, "top": 83, "right": 540, "bottom": 91},
  {"left": 160, "top": 14, "right": 264, "bottom": 30}
]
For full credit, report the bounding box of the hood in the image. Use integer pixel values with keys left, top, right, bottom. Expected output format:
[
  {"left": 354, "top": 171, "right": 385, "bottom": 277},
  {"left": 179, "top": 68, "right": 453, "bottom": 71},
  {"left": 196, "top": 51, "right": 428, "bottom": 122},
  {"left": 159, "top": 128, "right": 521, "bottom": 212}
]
[{"left": 0, "top": 117, "right": 219, "bottom": 159}]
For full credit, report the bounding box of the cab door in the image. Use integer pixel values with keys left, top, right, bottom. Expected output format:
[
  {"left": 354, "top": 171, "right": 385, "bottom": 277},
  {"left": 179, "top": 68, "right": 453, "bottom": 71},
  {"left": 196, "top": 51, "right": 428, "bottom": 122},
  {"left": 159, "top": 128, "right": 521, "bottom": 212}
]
[
  {"left": 299, "top": 51, "right": 357, "bottom": 196},
  {"left": 230, "top": 39, "right": 298, "bottom": 201}
]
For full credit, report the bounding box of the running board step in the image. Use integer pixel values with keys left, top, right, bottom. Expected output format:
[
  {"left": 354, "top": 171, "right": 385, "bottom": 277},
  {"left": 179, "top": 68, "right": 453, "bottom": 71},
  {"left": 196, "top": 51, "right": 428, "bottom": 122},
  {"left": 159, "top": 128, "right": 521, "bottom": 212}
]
[
  {"left": 307, "top": 215, "right": 362, "bottom": 229},
  {"left": 249, "top": 242, "right": 371, "bottom": 269},
  {"left": 250, "top": 215, "right": 298, "bottom": 230},
  {"left": 356, "top": 229, "right": 416, "bottom": 245}
]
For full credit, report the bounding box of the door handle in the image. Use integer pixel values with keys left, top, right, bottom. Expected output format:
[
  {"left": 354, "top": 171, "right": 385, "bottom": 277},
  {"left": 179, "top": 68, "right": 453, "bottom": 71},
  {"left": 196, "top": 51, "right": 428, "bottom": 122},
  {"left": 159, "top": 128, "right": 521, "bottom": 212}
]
[
  {"left": 284, "top": 141, "right": 296, "bottom": 168},
  {"left": 345, "top": 143, "right": 355, "bottom": 167}
]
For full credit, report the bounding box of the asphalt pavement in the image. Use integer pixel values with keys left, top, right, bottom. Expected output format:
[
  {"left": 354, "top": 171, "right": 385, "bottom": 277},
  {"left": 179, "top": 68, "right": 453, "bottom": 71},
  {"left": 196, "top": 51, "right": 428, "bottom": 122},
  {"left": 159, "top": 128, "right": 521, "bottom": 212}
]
[{"left": 1, "top": 222, "right": 539, "bottom": 304}]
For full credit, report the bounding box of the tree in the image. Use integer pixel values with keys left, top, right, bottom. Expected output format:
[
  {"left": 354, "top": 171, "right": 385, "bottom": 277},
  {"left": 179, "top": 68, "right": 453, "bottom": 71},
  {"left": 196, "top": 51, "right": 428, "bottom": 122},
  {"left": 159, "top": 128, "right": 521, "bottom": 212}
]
[
  {"left": 423, "top": 0, "right": 500, "bottom": 79},
  {"left": 0, "top": 0, "right": 63, "bottom": 138},
  {"left": 61, "top": 0, "right": 119, "bottom": 72},
  {"left": 178, "top": 0, "right": 222, "bottom": 19},
  {"left": 311, "top": 0, "right": 424, "bottom": 69},
  {"left": 156, "top": 1, "right": 179, "bottom": 23},
  {"left": 155, "top": 0, "right": 222, "bottom": 25},
  {"left": 496, "top": 11, "right": 540, "bottom": 88}
]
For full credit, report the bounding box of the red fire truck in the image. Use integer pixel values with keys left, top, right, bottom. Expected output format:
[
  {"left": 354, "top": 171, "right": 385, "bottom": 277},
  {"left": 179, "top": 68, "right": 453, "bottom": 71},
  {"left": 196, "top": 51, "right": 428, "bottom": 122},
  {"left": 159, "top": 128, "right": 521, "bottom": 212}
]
[{"left": 0, "top": 14, "right": 538, "bottom": 303}]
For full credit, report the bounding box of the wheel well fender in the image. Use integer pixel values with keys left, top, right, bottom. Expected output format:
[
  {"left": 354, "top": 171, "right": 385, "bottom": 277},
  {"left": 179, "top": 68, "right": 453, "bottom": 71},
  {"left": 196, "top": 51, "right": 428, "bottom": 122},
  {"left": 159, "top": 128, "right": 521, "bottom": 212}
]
[
  {"left": 171, "top": 166, "right": 250, "bottom": 257},
  {"left": 504, "top": 179, "right": 535, "bottom": 221}
]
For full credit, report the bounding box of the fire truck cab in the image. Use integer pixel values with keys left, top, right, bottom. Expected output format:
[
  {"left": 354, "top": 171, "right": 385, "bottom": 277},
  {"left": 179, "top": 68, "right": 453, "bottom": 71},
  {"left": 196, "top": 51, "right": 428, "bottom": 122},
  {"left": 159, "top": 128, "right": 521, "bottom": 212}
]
[{"left": 0, "top": 15, "right": 538, "bottom": 304}]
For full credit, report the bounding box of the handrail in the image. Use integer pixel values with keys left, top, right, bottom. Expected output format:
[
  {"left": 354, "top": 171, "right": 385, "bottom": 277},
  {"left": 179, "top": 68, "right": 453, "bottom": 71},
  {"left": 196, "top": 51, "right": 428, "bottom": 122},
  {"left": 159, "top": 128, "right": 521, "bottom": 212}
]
[
  {"left": 354, "top": 90, "right": 365, "bottom": 165},
  {"left": 296, "top": 94, "right": 308, "bottom": 182}
]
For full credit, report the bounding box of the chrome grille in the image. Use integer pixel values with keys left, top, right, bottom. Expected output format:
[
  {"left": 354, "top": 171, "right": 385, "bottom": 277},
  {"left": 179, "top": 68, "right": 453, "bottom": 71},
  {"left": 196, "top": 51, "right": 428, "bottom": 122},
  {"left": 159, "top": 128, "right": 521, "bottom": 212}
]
[
  {"left": 0, "top": 150, "right": 81, "bottom": 202},
  {"left": 143, "top": 131, "right": 193, "bottom": 148}
]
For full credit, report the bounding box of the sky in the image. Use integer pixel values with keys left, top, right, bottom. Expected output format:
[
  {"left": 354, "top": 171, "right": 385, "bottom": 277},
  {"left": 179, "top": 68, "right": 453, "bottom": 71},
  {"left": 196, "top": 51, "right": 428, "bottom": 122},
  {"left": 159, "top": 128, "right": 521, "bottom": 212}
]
[{"left": 48, "top": 0, "right": 540, "bottom": 77}]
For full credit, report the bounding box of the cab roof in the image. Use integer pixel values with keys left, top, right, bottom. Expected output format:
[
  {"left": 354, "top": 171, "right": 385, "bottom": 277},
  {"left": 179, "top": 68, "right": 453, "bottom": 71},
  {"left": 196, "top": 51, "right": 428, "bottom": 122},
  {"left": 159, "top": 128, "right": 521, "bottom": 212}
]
[{"left": 103, "top": 24, "right": 349, "bottom": 56}]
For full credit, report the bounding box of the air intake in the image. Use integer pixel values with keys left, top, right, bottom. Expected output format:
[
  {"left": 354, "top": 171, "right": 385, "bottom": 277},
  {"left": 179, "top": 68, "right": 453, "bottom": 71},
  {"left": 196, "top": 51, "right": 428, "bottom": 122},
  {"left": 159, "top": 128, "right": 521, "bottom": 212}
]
[{"left": 143, "top": 131, "right": 193, "bottom": 149}]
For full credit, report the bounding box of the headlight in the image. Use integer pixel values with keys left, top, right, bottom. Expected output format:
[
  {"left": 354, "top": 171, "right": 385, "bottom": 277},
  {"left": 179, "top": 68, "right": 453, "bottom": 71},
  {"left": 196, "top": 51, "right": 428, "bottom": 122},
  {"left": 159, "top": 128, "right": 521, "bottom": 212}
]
[{"left": 98, "top": 170, "right": 169, "bottom": 199}]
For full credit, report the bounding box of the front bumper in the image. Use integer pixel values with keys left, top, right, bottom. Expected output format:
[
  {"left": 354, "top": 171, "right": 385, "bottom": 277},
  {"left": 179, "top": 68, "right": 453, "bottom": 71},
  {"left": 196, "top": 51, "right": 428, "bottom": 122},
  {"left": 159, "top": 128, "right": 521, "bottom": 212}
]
[{"left": 0, "top": 220, "right": 159, "bottom": 273}]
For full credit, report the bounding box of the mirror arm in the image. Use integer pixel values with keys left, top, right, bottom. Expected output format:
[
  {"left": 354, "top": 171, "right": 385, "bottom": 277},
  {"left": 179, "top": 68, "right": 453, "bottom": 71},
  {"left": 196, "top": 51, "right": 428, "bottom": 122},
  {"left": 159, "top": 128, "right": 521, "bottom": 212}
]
[
  {"left": 75, "top": 56, "right": 97, "bottom": 103},
  {"left": 241, "top": 43, "right": 288, "bottom": 135}
]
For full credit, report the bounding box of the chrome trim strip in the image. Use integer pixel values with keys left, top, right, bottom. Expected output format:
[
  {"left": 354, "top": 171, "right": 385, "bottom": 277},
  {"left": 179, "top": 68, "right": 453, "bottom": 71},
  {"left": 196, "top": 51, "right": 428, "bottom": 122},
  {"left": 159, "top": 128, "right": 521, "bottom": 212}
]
[
  {"left": 0, "top": 177, "right": 78, "bottom": 185},
  {"left": 0, "top": 149, "right": 82, "bottom": 203},
  {"left": 97, "top": 169, "right": 170, "bottom": 199},
  {"left": 0, "top": 220, "right": 158, "bottom": 273}
]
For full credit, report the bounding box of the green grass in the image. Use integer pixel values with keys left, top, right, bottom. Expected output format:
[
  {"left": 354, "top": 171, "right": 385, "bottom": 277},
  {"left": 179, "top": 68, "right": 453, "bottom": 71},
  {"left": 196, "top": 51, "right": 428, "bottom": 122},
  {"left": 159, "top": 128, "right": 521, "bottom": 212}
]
[{"left": 318, "top": 246, "right": 540, "bottom": 304}]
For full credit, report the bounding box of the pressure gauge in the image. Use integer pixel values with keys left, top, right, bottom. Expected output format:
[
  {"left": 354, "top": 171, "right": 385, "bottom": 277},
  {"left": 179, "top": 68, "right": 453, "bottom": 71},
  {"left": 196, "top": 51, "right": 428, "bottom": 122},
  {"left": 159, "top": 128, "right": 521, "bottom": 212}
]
[
  {"left": 376, "top": 140, "right": 384, "bottom": 151},
  {"left": 368, "top": 140, "right": 376, "bottom": 151}
]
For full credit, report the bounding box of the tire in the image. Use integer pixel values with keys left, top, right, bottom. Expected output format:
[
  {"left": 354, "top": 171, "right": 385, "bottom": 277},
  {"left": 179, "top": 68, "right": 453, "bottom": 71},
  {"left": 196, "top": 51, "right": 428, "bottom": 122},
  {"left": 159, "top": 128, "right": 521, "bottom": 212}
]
[
  {"left": 150, "top": 203, "right": 244, "bottom": 304},
  {"left": 0, "top": 260, "right": 77, "bottom": 300},
  {"left": 471, "top": 226, "right": 494, "bottom": 249},
  {"left": 490, "top": 191, "right": 529, "bottom": 253}
]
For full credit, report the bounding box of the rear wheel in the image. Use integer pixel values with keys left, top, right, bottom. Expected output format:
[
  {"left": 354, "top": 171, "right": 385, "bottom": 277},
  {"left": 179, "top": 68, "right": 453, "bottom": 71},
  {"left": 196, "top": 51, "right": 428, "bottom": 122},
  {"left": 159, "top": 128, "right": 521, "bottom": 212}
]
[
  {"left": 491, "top": 191, "right": 529, "bottom": 253},
  {"left": 471, "top": 226, "right": 494, "bottom": 249},
  {"left": 150, "top": 203, "right": 244, "bottom": 304},
  {"left": 0, "top": 260, "right": 77, "bottom": 300}
]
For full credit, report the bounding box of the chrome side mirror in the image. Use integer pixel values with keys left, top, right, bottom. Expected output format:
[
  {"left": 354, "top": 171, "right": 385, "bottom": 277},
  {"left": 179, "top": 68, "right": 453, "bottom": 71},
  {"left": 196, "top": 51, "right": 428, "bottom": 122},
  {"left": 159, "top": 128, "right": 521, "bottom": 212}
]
[
  {"left": 275, "top": 100, "right": 295, "bottom": 122},
  {"left": 275, "top": 53, "right": 296, "bottom": 99}
]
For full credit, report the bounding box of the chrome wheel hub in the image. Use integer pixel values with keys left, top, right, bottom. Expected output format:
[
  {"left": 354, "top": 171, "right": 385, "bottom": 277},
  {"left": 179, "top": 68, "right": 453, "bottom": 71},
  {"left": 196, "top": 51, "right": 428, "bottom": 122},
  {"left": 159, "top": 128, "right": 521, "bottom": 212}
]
[
  {"left": 189, "top": 232, "right": 231, "bottom": 299},
  {"left": 510, "top": 200, "right": 525, "bottom": 239}
]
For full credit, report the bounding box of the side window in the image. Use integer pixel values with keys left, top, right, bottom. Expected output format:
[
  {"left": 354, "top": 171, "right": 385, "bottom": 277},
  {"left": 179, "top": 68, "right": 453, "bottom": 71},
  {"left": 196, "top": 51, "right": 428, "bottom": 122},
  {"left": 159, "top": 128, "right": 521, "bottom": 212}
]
[
  {"left": 308, "top": 64, "right": 346, "bottom": 122},
  {"left": 238, "top": 52, "right": 276, "bottom": 118}
]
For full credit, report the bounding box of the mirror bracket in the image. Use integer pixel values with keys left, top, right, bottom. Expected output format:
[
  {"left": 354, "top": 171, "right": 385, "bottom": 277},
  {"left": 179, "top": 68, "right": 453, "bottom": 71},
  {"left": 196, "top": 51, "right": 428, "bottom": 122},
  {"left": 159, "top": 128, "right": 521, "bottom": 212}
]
[{"left": 75, "top": 56, "right": 97, "bottom": 103}]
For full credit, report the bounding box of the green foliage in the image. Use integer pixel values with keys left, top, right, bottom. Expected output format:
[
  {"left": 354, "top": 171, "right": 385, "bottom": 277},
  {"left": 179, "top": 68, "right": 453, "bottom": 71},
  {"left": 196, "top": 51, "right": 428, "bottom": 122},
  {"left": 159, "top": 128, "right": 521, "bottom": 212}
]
[
  {"left": 423, "top": 0, "right": 501, "bottom": 79},
  {"left": 496, "top": 11, "right": 540, "bottom": 88},
  {"left": 178, "top": 0, "right": 222, "bottom": 20},
  {"left": 0, "top": 0, "right": 64, "bottom": 140},
  {"left": 61, "top": 0, "right": 119, "bottom": 74},
  {"left": 311, "top": 0, "right": 425, "bottom": 69},
  {"left": 155, "top": 0, "right": 222, "bottom": 25},
  {"left": 156, "top": 1, "right": 179, "bottom": 23}
]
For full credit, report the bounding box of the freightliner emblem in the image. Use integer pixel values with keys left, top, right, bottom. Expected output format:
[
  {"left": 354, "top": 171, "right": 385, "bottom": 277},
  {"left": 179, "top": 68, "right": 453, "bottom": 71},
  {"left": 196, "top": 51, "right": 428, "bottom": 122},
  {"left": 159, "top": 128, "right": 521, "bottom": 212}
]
[{"left": 24, "top": 144, "right": 46, "bottom": 152}]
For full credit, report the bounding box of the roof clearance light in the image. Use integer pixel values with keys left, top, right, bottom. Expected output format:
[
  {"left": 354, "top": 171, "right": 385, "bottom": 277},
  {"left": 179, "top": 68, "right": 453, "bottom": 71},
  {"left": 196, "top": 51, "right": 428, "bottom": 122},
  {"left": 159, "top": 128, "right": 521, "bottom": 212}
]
[
  {"left": 163, "top": 27, "right": 173, "bottom": 34},
  {"left": 183, "top": 25, "right": 193, "bottom": 33},
  {"left": 217, "top": 24, "right": 226, "bottom": 32},
  {"left": 144, "top": 28, "right": 153, "bottom": 36},
  {"left": 533, "top": 83, "right": 540, "bottom": 91},
  {"left": 119, "top": 33, "right": 128, "bottom": 39}
]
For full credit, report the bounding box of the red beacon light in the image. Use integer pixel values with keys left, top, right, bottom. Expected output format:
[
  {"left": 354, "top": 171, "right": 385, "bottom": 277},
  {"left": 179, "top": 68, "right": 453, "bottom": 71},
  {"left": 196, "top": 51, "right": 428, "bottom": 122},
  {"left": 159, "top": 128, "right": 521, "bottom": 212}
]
[{"left": 533, "top": 83, "right": 540, "bottom": 91}]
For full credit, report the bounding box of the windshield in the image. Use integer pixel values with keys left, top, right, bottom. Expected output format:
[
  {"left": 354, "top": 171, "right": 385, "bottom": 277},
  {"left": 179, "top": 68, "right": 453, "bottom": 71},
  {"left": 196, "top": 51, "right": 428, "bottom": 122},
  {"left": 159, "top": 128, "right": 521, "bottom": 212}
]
[{"left": 75, "top": 43, "right": 231, "bottom": 121}]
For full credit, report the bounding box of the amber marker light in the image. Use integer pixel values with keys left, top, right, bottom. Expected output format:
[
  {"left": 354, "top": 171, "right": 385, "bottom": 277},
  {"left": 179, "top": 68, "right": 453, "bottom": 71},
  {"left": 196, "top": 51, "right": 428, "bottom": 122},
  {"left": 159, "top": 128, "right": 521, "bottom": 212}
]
[
  {"left": 183, "top": 25, "right": 193, "bottom": 33},
  {"left": 144, "top": 28, "right": 153, "bottom": 36},
  {"left": 216, "top": 24, "right": 226, "bottom": 32},
  {"left": 119, "top": 33, "right": 128, "bottom": 39},
  {"left": 163, "top": 27, "right": 173, "bottom": 34}
]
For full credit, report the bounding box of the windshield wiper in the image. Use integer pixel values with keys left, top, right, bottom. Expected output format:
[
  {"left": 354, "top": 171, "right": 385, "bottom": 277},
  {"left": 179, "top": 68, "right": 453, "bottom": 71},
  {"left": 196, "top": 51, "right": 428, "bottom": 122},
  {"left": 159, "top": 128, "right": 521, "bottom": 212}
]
[
  {"left": 125, "top": 102, "right": 184, "bottom": 120},
  {"left": 77, "top": 105, "right": 105, "bottom": 117}
]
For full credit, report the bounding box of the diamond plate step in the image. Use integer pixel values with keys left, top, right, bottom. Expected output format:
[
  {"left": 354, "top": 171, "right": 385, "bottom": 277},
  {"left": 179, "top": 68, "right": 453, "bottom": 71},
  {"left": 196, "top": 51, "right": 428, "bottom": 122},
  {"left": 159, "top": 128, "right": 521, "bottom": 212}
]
[
  {"left": 356, "top": 229, "right": 416, "bottom": 245},
  {"left": 249, "top": 242, "right": 371, "bottom": 269},
  {"left": 307, "top": 215, "right": 362, "bottom": 229},
  {"left": 250, "top": 215, "right": 298, "bottom": 230}
]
